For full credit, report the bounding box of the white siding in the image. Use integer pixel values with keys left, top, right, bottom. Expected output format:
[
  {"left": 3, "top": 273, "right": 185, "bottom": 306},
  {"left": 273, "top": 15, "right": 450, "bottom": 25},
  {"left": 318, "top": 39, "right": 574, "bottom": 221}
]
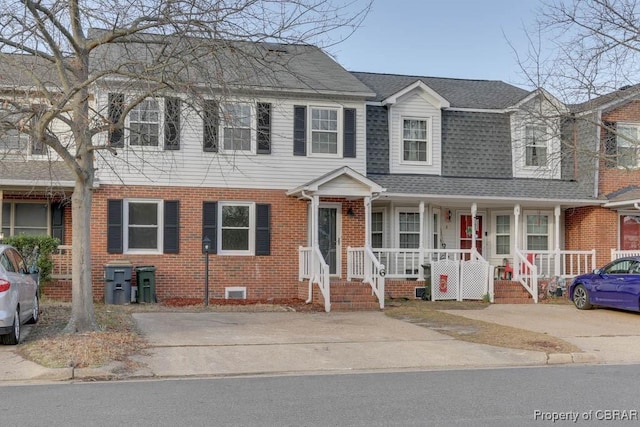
[
  {"left": 511, "top": 97, "right": 562, "bottom": 179},
  {"left": 389, "top": 91, "right": 442, "bottom": 175},
  {"left": 93, "top": 90, "right": 367, "bottom": 189}
]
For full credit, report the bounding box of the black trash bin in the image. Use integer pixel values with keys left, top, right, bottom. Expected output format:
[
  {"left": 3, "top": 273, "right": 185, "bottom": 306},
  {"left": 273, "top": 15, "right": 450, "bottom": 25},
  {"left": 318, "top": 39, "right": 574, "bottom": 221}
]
[
  {"left": 135, "top": 266, "right": 157, "bottom": 303},
  {"left": 104, "top": 261, "right": 133, "bottom": 304},
  {"left": 421, "top": 264, "right": 432, "bottom": 301}
]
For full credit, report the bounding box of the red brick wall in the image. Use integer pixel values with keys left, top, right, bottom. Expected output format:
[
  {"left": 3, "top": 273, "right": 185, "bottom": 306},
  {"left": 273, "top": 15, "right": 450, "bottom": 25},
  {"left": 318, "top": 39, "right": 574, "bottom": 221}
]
[
  {"left": 42, "top": 186, "right": 368, "bottom": 303},
  {"left": 565, "top": 206, "right": 617, "bottom": 267}
]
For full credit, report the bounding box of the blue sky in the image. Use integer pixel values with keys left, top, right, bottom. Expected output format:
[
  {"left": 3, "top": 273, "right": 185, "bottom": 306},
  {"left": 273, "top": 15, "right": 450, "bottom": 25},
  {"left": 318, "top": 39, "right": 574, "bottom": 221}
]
[{"left": 330, "top": 0, "right": 542, "bottom": 89}]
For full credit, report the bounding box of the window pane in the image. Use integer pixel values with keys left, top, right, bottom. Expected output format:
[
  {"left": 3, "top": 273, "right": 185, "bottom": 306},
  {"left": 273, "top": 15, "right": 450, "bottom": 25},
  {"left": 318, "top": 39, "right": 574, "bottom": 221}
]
[
  {"left": 2, "top": 204, "right": 10, "bottom": 227},
  {"left": 371, "top": 234, "right": 383, "bottom": 248},
  {"left": 222, "top": 229, "right": 249, "bottom": 250},
  {"left": 129, "top": 99, "right": 159, "bottom": 146},
  {"left": 527, "top": 215, "right": 548, "bottom": 234},
  {"left": 222, "top": 206, "right": 249, "bottom": 227},
  {"left": 399, "top": 213, "right": 419, "bottom": 232},
  {"left": 496, "top": 215, "right": 510, "bottom": 234},
  {"left": 371, "top": 212, "right": 383, "bottom": 232},
  {"left": 14, "top": 204, "right": 47, "bottom": 227},
  {"left": 129, "top": 228, "right": 158, "bottom": 249},
  {"left": 496, "top": 235, "right": 510, "bottom": 254},
  {"left": 400, "top": 234, "right": 419, "bottom": 249},
  {"left": 527, "top": 235, "right": 548, "bottom": 250},
  {"left": 129, "top": 203, "right": 158, "bottom": 226}
]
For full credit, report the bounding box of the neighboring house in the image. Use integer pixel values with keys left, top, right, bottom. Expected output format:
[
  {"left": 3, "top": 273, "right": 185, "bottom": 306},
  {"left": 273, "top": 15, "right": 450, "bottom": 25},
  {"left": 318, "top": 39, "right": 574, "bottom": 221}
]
[
  {"left": 565, "top": 86, "right": 640, "bottom": 267},
  {"left": 0, "top": 39, "right": 621, "bottom": 310}
]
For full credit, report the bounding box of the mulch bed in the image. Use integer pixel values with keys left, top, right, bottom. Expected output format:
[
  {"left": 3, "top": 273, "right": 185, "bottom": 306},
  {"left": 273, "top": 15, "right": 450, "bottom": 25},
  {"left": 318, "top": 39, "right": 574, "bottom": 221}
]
[{"left": 161, "top": 297, "right": 325, "bottom": 312}]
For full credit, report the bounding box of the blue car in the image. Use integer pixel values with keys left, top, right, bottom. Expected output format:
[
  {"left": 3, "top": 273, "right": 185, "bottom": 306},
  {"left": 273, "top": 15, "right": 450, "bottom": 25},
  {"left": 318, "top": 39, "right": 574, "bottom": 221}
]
[{"left": 570, "top": 256, "right": 640, "bottom": 312}]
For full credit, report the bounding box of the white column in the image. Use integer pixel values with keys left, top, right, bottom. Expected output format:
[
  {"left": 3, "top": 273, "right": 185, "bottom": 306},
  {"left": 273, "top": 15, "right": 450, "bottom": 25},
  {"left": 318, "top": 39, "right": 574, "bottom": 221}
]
[
  {"left": 514, "top": 204, "right": 521, "bottom": 280},
  {"left": 554, "top": 205, "right": 561, "bottom": 277},
  {"left": 311, "top": 195, "right": 319, "bottom": 248},
  {"left": 471, "top": 202, "right": 477, "bottom": 253},
  {"left": 419, "top": 201, "right": 425, "bottom": 251},
  {"left": 364, "top": 196, "right": 371, "bottom": 247}
]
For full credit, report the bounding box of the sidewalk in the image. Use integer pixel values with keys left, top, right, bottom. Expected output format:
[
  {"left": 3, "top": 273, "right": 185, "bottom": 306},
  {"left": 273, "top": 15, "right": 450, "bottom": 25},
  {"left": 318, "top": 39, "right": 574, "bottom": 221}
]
[{"left": 3, "top": 304, "right": 639, "bottom": 383}]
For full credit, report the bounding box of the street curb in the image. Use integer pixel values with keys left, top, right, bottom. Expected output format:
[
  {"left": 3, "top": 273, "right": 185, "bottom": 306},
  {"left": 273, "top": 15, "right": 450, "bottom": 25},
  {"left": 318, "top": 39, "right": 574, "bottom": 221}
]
[{"left": 32, "top": 367, "right": 73, "bottom": 381}]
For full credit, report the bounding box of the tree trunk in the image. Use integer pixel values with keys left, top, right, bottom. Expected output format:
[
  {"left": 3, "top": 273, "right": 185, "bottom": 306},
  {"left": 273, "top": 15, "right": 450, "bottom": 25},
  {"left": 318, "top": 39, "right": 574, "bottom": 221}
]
[{"left": 64, "top": 177, "right": 98, "bottom": 333}]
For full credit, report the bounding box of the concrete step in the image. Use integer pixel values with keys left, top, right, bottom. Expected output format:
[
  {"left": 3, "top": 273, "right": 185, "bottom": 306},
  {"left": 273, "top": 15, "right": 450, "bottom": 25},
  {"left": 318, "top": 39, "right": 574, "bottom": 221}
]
[{"left": 331, "top": 301, "right": 382, "bottom": 311}]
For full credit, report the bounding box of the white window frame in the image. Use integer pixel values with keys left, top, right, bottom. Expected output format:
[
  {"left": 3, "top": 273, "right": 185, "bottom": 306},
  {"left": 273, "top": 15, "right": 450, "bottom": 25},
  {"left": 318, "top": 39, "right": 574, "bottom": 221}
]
[
  {"left": 371, "top": 208, "right": 386, "bottom": 248},
  {"left": 524, "top": 125, "right": 549, "bottom": 168},
  {"left": 220, "top": 102, "right": 255, "bottom": 154},
  {"left": 492, "top": 212, "right": 512, "bottom": 257},
  {"left": 395, "top": 207, "right": 421, "bottom": 249},
  {"left": 225, "top": 286, "right": 247, "bottom": 299},
  {"left": 616, "top": 122, "right": 640, "bottom": 168},
  {"left": 523, "top": 211, "right": 551, "bottom": 251},
  {"left": 400, "top": 116, "right": 431, "bottom": 165},
  {"left": 123, "top": 199, "right": 163, "bottom": 254},
  {"left": 218, "top": 201, "right": 256, "bottom": 256},
  {"left": 1, "top": 201, "right": 50, "bottom": 237},
  {"left": 308, "top": 105, "right": 342, "bottom": 158},
  {"left": 126, "top": 97, "right": 162, "bottom": 148}
]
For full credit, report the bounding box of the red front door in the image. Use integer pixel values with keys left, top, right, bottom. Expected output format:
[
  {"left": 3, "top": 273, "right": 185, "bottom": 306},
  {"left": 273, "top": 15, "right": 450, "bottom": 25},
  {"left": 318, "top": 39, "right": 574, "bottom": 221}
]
[{"left": 459, "top": 214, "right": 483, "bottom": 257}]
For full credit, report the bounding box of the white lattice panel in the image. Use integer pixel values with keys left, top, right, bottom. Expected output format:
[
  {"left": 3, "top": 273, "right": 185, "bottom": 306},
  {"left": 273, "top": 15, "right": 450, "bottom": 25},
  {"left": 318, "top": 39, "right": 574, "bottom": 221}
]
[
  {"left": 460, "top": 260, "right": 489, "bottom": 300},
  {"left": 431, "top": 259, "right": 460, "bottom": 301}
]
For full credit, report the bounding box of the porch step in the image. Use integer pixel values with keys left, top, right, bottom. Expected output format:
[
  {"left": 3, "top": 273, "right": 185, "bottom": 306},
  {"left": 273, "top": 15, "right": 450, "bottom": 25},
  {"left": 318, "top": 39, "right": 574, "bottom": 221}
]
[
  {"left": 493, "top": 280, "right": 535, "bottom": 304},
  {"left": 328, "top": 281, "right": 381, "bottom": 311}
]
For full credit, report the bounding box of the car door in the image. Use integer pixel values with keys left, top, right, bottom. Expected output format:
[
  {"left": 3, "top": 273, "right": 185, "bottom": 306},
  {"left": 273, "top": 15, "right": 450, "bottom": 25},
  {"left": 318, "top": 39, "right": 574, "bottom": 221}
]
[
  {"left": 591, "top": 259, "right": 629, "bottom": 307},
  {"left": 617, "top": 261, "right": 640, "bottom": 311},
  {"left": 6, "top": 249, "right": 33, "bottom": 322}
]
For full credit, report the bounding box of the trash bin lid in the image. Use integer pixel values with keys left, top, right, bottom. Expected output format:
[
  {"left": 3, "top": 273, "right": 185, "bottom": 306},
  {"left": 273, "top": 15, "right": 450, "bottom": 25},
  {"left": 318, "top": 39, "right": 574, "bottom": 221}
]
[
  {"left": 105, "top": 260, "right": 133, "bottom": 267},
  {"left": 135, "top": 265, "right": 156, "bottom": 272}
]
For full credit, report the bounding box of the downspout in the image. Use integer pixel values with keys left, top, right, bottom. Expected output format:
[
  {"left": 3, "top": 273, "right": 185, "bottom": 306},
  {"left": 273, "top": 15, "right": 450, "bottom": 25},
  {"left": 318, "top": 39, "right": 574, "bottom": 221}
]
[
  {"left": 594, "top": 110, "right": 602, "bottom": 199},
  {"left": 301, "top": 190, "right": 314, "bottom": 304}
]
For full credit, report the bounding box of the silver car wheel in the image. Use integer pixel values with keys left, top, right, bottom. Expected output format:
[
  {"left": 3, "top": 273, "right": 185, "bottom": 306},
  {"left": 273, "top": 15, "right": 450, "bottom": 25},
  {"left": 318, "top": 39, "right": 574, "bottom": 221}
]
[
  {"left": 29, "top": 295, "right": 39, "bottom": 324},
  {"left": 2, "top": 308, "right": 20, "bottom": 345},
  {"left": 573, "top": 285, "right": 592, "bottom": 310}
]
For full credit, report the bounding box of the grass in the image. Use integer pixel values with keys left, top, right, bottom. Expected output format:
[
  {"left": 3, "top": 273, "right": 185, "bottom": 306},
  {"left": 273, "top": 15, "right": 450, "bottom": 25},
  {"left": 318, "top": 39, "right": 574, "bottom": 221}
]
[
  {"left": 16, "top": 298, "right": 581, "bottom": 370},
  {"left": 384, "top": 299, "right": 582, "bottom": 354}
]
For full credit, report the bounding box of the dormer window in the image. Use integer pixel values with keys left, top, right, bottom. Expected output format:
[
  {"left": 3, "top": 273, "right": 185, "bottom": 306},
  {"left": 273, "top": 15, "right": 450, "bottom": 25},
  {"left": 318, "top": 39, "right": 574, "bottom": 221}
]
[
  {"left": 525, "top": 125, "right": 548, "bottom": 167},
  {"left": 616, "top": 123, "right": 640, "bottom": 168},
  {"left": 402, "top": 118, "right": 430, "bottom": 163}
]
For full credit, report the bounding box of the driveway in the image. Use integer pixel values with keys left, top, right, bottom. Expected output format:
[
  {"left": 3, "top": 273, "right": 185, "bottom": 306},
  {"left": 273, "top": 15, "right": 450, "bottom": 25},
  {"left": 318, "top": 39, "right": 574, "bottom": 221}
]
[{"left": 443, "top": 304, "right": 640, "bottom": 364}]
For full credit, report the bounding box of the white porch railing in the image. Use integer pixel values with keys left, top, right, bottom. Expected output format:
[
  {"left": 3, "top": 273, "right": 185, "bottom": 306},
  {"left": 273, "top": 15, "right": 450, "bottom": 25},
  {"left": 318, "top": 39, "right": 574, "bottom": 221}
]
[
  {"left": 521, "top": 249, "right": 596, "bottom": 279},
  {"left": 370, "top": 248, "right": 480, "bottom": 279},
  {"left": 514, "top": 249, "right": 538, "bottom": 303},
  {"left": 346, "top": 246, "right": 386, "bottom": 309},
  {"left": 611, "top": 249, "right": 640, "bottom": 261},
  {"left": 51, "top": 244, "right": 72, "bottom": 280},
  {"left": 298, "top": 246, "right": 330, "bottom": 312}
]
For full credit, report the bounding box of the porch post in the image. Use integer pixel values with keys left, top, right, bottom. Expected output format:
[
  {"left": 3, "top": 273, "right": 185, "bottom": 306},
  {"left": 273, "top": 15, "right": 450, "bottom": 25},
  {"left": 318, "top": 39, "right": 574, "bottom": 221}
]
[
  {"left": 554, "top": 205, "right": 561, "bottom": 277},
  {"left": 311, "top": 195, "right": 319, "bottom": 248},
  {"left": 364, "top": 196, "right": 371, "bottom": 247},
  {"left": 514, "top": 204, "right": 520, "bottom": 279},
  {"left": 419, "top": 201, "right": 425, "bottom": 267},
  {"left": 471, "top": 202, "right": 477, "bottom": 255}
]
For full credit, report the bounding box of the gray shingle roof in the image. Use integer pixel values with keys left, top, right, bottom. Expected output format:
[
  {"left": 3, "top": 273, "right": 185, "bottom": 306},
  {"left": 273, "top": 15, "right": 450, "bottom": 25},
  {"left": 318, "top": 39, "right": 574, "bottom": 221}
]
[
  {"left": 368, "top": 173, "right": 601, "bottom": 203},
  {"left": 90, "top": 30, "right": 373, "bottom": 97},
  {"left": 570, "top": 84, "right": 640, "bottom": 112},
  {"left": 351, "top": 72, "right": 531, "bottom": 109},
  {"left": 0, "top": 161, "right": 75, "bottom": 188},
  {"left": 0, "top": 54, "right": 61, "bottom": 89},
  {"left": 606, "top": 185, "right": 640, "bottom": 203}
]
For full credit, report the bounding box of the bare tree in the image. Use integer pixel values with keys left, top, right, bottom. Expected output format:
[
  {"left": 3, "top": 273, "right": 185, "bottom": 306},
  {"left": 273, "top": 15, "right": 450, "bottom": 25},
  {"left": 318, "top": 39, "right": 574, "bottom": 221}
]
[{"left": 0, "top": 0, "right": 370, "bottom": 333}]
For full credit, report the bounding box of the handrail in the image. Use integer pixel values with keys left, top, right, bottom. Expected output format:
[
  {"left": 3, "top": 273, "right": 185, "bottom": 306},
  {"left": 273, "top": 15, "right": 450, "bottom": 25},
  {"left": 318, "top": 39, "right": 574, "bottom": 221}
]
[
  {"left": 299, "top": 246, "right": 330, "bottom": 312},
  {"left": 515, "top": 249, "right": 538, "bottom": 303},
  {"left": 363, "top": 246, "right": 385, "bottom": 309}
]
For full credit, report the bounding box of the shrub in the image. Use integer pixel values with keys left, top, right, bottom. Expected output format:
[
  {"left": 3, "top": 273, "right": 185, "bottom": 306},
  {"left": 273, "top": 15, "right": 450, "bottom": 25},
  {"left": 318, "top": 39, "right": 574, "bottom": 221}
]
[{"left": 3, "top": 235, "right": 60, "bottom": 283}]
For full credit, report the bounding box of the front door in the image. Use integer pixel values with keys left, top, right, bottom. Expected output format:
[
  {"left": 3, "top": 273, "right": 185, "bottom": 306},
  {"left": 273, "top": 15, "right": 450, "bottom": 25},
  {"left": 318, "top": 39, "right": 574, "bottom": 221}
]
[
  {"left": 318, "top": 205, "right": 341, "bottom": 275},
  {"left": 459, "top": 214, "right": 483, "bottom": 257}
]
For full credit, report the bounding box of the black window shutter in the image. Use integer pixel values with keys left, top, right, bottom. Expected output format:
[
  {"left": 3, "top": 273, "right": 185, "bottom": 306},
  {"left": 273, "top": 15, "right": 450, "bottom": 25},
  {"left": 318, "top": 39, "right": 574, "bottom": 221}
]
[
  {"left": 164, "top": 97, "right": 181, "bottom": 150},
  {"left": 255, "top": 204, "right": 271, "bottom": 256},
  {"left": 107, "top": 199, "right": 123, "bottom": 253},
  {"left": 293, "top": 105, "right": 306, "bottom": 156},
  {"left": 257, "top": 102, "right": 271, "bottom": 154},
  {"left": 343, "top": 108, "right": 356, "bottom": 158},
  {"left": 203, "top": 100, "right": 219, "bottom": 152},
  {"left": 603, "top": 121, "right": 617, "bottom": 168},
  {"left": 202, "top": 201, "right": 217, "bottom": 254},
  {"left": 163, "top": 200, "right": 179, "bottom": 253},
  {"left": 51, "top": 202, "right": 64, "bottom": 243},
  {"left": 108, "top": 93, "right": 125, "bottom": 148}
]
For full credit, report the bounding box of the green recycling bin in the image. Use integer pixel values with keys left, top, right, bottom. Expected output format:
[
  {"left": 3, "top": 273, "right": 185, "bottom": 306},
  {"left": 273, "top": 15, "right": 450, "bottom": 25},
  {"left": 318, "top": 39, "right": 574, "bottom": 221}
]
[{"left": 135, "top": 266, "right": 156, "bottom": 303}]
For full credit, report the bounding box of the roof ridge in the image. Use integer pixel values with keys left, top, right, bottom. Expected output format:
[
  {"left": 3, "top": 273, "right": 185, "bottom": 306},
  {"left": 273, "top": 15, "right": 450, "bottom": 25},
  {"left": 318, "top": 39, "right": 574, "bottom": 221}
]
[{"left": 350, "top": 70, "right": 508, "bottom": 84}]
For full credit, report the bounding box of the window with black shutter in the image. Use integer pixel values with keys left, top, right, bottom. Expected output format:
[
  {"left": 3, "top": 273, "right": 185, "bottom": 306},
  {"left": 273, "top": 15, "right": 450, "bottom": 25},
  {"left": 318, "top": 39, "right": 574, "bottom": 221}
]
[
  {"left": 107, "top": 199, "right": 123, "bottom": 253},
  {"left": 203, "top": 100, "right": 219, "bottom": 152},
  {"left": 255, "top": 204, "right": 271, "bottom": 255},
  {"left": 51, "top": 202, "right": 65, "bottom": 243},
  {"left": 108, "top": 93, "right": 125, "bottom": 148},
  {"left": 293, "top": 105, "right": 306, "bottom": 156},
  {"left": 202, "top": 201, "right": 218, "bottom": 253},
  {"left": 163, "top": 200, "right": 180, "bottom": 253},
  {"left": 257, "top": 102, "right": 271, "bottom": 154},
  {"left": 343, "top": 108, "right": 356, "bottom": 158},
  {"left": 164, "top": 97, "right": 181, "bottom": 150}
]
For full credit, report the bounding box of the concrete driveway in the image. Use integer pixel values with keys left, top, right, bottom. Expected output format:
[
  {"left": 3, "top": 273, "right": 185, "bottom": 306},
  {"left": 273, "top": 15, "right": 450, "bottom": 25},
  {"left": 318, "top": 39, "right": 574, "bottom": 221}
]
[{"left": 443, "top": 304, "right": 640, "bottom": 364}]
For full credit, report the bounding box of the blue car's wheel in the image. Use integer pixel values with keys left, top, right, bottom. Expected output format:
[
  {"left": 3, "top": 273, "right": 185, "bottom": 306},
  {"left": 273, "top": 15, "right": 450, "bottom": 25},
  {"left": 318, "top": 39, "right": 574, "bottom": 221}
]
[{"left": 573, "top": 285, "right": 592, "bottom": 310}]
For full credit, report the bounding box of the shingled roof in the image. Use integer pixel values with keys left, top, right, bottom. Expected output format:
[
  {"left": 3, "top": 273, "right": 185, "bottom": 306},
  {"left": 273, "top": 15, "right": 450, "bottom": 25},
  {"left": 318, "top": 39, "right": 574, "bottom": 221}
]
[
  {"left": 0, "top": 161, "right": 75, "bottom": 188},
  {"left": 0, "top": 53, "right": 61, "bottom": 89},
  {"left": 351, "top": 71, "right": 531, "bottom": 109}
]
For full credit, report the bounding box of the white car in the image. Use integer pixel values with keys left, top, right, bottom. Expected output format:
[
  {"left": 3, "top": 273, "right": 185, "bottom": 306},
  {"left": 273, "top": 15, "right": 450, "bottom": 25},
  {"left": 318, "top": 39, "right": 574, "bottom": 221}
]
[{"left": 0, "top": 244, "right": 39, "bottom": 345}]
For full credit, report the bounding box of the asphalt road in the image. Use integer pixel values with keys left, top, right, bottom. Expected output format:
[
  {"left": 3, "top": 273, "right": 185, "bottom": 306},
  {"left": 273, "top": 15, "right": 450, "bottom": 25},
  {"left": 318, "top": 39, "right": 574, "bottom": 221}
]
[{"left": 2, "top": 364, "right": 639, "bottom": 426}]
